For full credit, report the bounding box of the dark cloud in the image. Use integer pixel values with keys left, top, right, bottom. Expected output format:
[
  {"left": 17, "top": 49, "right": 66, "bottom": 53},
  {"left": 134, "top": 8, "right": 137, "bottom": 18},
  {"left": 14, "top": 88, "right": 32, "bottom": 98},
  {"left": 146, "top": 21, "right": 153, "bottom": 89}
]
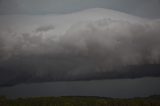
[{"left": 0, "top": 9, "right": 160, "bottom": 87}]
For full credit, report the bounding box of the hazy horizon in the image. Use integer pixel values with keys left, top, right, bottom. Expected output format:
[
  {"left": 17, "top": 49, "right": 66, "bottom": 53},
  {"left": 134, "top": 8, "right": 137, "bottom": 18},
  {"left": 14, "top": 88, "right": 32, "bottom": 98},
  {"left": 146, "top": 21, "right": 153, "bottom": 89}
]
[{"left": 0, "top": 77, "right": 160, "bottom": 98}]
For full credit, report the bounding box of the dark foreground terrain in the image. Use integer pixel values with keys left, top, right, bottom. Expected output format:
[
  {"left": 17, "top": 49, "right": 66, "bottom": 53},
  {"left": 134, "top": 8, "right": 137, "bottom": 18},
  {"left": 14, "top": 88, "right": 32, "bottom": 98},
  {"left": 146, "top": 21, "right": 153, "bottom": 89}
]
[{"left": 0, "top": 95, "right": 160, "bottom": 106}]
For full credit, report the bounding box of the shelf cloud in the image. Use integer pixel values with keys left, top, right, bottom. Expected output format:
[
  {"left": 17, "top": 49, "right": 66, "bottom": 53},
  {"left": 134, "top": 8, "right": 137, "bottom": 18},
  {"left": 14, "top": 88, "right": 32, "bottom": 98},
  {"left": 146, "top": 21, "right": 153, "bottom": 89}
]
[{"left": 0, "top": 8, "right": 160, "bottom": 86}]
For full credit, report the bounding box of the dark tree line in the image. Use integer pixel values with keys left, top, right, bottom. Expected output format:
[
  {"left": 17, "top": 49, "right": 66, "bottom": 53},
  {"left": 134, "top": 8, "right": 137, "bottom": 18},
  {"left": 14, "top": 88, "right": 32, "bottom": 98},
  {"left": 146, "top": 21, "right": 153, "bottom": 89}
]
[{"left": 0, "top": 95, "right": 160, "bottom": 106}]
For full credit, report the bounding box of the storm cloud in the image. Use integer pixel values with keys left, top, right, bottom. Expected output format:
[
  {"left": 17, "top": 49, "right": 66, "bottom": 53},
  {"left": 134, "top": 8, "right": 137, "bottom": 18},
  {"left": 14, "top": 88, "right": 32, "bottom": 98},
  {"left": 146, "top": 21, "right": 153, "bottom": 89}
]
[{"left": 0, "top": 8, "right": 160, "bottom": 86}]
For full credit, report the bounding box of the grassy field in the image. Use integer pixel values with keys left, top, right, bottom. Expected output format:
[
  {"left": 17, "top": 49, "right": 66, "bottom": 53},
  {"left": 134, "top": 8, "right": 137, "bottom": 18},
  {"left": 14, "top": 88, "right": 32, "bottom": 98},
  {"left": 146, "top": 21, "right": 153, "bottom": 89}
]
[{"left": 0, "top": 95, "right": 160, "bottom": 106}]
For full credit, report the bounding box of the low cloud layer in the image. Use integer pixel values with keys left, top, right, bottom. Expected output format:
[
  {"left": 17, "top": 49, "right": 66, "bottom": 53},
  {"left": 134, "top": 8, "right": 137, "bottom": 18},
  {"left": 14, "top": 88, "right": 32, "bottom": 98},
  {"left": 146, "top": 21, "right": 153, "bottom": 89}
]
[{"left": 0, "top": 8, "right": 160, "bottom": 86}]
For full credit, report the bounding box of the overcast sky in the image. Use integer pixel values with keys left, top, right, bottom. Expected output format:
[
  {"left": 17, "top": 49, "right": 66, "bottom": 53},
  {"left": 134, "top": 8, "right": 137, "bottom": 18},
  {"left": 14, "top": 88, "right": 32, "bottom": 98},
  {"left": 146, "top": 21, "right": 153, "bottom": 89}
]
[
  {"left": 1, "top": 78, "right": 160, "bottom": 98},
  {"left": 0, "top": 0, "right": 160, "bottom": 18}
]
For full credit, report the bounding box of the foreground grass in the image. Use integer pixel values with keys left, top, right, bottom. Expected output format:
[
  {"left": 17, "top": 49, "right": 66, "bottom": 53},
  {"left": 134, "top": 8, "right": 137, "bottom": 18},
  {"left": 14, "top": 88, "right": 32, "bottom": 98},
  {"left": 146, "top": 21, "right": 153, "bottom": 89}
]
[{"left": 0, "top": 95, "right": 160, "bottom": 106}]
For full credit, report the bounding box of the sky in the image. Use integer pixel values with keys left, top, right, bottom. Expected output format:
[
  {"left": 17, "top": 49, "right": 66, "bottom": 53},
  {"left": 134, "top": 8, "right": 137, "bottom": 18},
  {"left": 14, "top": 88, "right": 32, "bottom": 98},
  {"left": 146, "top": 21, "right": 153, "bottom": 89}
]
[
  {"left": 0, "top": 0, "right": 160, "bottom": 98},
  {"left": 0, "top": 78, "right": 160, "bottom": 98},
  {"left": 0, "top": 0, "right": 160, "bottom": 18}
]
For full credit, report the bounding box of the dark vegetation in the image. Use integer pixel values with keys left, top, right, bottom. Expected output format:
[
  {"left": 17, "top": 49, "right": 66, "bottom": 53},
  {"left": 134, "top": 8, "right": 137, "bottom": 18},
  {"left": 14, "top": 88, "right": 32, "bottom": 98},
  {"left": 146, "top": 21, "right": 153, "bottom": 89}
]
[{"left": 0, "top": 95, "right": 160, "bottom": 106}]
